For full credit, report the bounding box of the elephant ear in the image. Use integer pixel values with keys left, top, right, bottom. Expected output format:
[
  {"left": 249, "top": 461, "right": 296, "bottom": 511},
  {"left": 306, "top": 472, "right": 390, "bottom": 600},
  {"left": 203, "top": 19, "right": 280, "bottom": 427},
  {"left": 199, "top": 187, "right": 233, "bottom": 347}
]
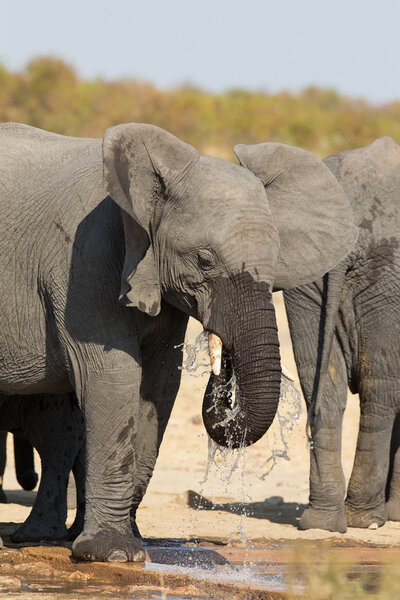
[
  {"left": 234, "top": 142, "right": 358, "bottom": 290},
  {"left": 103, "top": 123, "right": 199, "bottom": 315}
]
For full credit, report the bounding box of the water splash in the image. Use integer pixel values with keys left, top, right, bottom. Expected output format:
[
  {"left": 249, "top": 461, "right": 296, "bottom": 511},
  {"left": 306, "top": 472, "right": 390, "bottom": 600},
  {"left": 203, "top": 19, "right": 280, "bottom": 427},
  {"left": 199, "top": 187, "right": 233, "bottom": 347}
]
[
  {"left": 199, "top": 435, "right": 247, "bottom": 494},
  {"left": 179, "top": 327, "right": 303, "bottom": 550},
  {"left": 179, "top": 328, "right": 302, "bottom": 481},
  {"left": 260, "top": 376, "right": 302, "bottom": 479},
  {"left": 176, "top": 330, "right": 210, "bottom": 377}
]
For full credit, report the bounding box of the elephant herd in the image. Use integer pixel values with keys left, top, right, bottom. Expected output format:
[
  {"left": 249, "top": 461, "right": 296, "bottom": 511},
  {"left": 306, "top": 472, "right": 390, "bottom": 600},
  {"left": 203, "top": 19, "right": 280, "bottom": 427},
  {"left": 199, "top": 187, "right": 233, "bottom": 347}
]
[{"left": 0, "top": 121, "right": 399, "bottom": 562}]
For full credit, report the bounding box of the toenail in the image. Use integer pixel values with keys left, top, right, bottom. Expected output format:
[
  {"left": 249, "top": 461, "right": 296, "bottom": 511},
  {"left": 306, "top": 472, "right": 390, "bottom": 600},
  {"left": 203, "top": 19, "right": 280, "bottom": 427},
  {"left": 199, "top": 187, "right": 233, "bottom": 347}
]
[
  {"left": 107, "top": 549, "right": 128, "bottom": 562},
  {"left": 133, "top": 550, "right": 146, "bottom": 562}
]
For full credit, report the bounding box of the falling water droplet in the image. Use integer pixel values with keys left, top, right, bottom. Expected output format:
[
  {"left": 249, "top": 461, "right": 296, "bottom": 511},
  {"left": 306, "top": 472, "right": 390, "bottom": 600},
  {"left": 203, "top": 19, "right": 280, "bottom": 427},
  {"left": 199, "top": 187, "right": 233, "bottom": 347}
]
[{"left": 259, "top": 376, "right": 302, "bottom": 479}]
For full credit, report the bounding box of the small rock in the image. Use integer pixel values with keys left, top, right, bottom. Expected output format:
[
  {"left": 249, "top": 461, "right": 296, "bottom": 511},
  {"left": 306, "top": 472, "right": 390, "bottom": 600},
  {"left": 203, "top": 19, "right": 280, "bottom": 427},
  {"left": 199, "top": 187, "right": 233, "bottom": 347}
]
[
  {"left": 68, "top": 570, "right": 90, "bottom": 581},
  {"left": 0, "top": 576, "right": 22, "bottom": 592},
  {"left": 173, "top": 583, "right": 199, "bottom": 595}
]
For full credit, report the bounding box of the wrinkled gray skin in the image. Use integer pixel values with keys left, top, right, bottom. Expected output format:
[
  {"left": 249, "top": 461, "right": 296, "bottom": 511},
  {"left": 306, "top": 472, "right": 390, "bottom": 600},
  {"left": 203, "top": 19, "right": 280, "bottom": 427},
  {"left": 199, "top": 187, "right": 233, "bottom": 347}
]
[
  {"left": 281, "top": 137, "right": 400, "bottom": 532},
  {"left": 0, "top": 123, "right": 355, "bottom": 561},
  {"left": 0, "top": 394, "right": 85, "bottom": 542}
]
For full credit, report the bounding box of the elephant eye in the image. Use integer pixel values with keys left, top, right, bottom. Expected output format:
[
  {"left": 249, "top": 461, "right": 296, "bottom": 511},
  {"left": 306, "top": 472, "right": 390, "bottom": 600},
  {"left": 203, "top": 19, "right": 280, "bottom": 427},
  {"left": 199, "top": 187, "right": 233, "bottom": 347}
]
[{"left": 197, "top": 252, "right": 215, "bottom": 271}]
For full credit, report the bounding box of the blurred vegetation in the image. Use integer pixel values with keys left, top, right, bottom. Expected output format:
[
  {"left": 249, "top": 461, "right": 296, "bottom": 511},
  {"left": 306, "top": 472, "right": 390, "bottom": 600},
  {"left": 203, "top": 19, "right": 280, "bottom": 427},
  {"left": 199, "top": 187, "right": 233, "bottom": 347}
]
[
  {"left": 1, "top": 56, "right": 400, "bottom": 160},
  {"left": 287, "top": 545, "right": 400, "bottom": 599}
]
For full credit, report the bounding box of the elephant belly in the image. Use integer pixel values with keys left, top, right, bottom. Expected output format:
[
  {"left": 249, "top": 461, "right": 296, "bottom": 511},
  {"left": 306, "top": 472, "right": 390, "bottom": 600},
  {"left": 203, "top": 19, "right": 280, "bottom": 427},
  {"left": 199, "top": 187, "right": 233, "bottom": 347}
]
[
  {"left": 0, "top": 352, "right": 72, "bottom": 395},
  {"left": 0, "top": 313, "right": 71, "bottom": 395}
]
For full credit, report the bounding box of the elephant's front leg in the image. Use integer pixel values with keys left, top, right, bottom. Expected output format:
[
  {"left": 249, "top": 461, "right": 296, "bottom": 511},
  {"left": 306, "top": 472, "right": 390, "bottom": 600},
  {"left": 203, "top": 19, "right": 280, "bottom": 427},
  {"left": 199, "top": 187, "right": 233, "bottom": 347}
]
[
  {"left": 299, "top": 339, "right": 348, "bottom": 533},
  {"left": 72, "top": 352, "right": 145, "bottom": 563},
  {"left": 130, "top": 310, "right": 188, "bottom": 535}
]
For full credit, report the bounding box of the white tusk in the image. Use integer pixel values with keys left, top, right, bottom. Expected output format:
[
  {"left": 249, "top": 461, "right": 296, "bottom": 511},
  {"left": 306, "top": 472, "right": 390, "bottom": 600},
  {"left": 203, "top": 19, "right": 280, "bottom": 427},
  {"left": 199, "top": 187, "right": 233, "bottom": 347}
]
[
  {"left": 281, "top": 362, "right": 296, "bottom": 382},
  {"left": 208, "top": 332, "right": 222, "bottom": 376}
]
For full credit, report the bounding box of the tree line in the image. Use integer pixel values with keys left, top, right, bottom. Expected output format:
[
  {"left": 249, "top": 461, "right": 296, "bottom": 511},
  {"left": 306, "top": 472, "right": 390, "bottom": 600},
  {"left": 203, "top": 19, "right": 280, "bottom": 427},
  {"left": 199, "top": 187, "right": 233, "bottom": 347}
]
[{"left": 1, "top": 56, "right": 399, "bottom": 159}]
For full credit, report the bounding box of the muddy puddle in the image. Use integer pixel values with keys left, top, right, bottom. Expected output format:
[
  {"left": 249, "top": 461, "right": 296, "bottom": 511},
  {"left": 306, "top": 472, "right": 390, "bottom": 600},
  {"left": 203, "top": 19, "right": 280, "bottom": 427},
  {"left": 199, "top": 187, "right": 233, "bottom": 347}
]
[{"left": 1, "top": 536, "right": 399, "bottom": 599}]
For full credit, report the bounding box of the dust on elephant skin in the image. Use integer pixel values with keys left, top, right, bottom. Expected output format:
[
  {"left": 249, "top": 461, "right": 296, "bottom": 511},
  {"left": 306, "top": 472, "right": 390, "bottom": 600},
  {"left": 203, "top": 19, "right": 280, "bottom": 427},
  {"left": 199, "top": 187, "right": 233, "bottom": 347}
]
[
  {"left": 282, "top": 137, "right": 400, "bottom": 532},
  {"left": 0, "top": 122, "right": 355, "bottom": 560}
]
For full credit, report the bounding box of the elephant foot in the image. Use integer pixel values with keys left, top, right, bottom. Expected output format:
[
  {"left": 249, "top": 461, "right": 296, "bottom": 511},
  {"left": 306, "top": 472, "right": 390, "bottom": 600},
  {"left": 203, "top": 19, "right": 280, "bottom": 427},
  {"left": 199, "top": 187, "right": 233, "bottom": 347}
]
[
  {"left": 345, "top": 502, "right": 387, "bottom": 529},
  {"left": 298, "top": 505, "right": 347, "bottom": 533},
  {"left": 72, "top": 528, "right": 145, "bottom": 563},
  {"left": 386, "top": 497, "right": 400, "bottom": 522},
  {"left": 11, "top": 519, "right": 68, "bottom": 543},
  {"left": 17, "top": 468, "right": 38, "bottom": 491}
]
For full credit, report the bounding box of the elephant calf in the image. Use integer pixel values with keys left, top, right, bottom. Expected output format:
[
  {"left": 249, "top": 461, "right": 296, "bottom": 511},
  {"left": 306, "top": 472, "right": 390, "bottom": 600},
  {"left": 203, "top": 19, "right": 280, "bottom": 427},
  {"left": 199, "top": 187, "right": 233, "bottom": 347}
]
[
  {"left": 0, "top": 393, "right": 85, "bottom": 542},
  {"left": 280, "top": 137, "right": 400, "bottom": 532}
]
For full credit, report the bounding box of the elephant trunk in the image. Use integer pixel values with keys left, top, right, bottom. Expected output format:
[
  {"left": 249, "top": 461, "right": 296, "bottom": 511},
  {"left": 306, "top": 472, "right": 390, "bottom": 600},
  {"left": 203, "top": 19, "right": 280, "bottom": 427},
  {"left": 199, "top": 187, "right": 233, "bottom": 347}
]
[{"left": 202, "top": 274, "right": 281, "bottom": 448}]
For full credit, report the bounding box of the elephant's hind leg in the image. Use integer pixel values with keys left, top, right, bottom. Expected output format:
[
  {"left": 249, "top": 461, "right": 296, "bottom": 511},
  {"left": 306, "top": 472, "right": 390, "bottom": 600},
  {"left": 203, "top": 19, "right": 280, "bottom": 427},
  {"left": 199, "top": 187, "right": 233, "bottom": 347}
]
[
  {"left": 13, "top": 435, "right": 38, "bottom": 491},
  {"left": 11, "top": 394, "right": 80, "bottom": 542},
  {"left": 0, "top": 431, "right": 7, "bottom": 503},
  {"left": 345, "top": 382, "right": 394, "bottom": 529},
  {"left": 346, "top": 283, "right": 400, "bottom": 529}
]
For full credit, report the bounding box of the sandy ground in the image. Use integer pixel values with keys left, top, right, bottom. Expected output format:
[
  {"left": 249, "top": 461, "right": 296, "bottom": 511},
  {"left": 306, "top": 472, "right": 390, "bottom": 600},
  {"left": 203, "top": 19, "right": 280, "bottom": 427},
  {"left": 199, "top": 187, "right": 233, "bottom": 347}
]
[{"left": 1, "top": 292, "right": 400, "bottom": 548}]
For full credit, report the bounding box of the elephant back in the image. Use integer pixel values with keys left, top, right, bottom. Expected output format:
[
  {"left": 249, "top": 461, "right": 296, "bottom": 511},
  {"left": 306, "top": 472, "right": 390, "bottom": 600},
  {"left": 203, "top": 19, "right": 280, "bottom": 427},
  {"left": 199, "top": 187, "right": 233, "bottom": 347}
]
[
  {"left": 324, "top": 137, "right": 400, "bottom": 246},
  {"left": 0, "top": 123, "right": 104, "bottom": 216}
]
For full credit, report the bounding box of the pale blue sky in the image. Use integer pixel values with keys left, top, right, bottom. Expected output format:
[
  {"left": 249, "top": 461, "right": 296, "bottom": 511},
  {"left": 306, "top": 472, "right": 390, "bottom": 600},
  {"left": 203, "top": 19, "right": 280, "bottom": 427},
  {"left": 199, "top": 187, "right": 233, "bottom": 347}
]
[{"left": 1, "top": 0, "right": 399, "bottom": 103}]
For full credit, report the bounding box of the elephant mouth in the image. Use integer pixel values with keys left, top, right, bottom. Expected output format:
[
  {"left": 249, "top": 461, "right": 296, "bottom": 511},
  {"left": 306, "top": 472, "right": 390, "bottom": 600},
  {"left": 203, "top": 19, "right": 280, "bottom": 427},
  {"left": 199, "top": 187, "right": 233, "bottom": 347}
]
[{"left": 207, "top": 330, "right": 295, "bottom": 382}]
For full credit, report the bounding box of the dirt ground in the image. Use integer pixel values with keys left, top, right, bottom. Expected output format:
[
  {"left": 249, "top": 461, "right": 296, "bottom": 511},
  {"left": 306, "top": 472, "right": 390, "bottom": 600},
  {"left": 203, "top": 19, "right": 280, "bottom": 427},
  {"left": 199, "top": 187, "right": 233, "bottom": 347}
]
[{"left": 1, "top": 292, "right": 400, "bottom": 548}]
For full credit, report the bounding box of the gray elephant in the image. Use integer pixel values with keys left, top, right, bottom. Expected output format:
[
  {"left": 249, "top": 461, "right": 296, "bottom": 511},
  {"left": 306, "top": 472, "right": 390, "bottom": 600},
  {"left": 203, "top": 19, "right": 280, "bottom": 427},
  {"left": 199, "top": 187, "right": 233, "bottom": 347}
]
[
  {"left": 237, "top": 136, "right": 400, "bottom": 532},
  {"left": 0, "top": 122, "right": 355, "bottom": 561},
  {"left": 0, "top": 393, "right": 85, "bottom": 543}
]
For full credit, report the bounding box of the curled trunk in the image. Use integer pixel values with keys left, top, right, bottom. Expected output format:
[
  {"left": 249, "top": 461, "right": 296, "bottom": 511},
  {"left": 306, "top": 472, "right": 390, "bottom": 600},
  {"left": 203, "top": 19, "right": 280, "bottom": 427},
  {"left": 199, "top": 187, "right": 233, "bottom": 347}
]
[{"left": 202, "top": 274, "right": 281, "bottom": 448}]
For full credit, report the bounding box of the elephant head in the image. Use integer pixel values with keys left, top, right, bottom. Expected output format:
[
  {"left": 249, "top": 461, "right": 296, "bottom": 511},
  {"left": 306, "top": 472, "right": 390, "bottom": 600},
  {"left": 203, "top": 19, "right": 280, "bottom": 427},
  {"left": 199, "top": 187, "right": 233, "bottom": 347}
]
[{"left": 103, "top": 125, "right": 356, "bottom": 449}]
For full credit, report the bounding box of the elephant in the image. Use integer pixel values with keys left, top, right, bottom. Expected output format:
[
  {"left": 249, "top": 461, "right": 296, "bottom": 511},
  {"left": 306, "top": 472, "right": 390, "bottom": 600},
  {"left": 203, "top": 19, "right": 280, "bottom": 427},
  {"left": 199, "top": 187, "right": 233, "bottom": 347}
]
[
  {"left": 239, "top": 135, "right": 400, "bottom": 532},
  {"left": 0, "top": 393, "right": 85, "bottom": 543},
  {"left": 0, "top": 122, "right": 355, "bottom": 561},
  {"left": 0, "top": 432, "right": 38, "bottom": 504}
]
